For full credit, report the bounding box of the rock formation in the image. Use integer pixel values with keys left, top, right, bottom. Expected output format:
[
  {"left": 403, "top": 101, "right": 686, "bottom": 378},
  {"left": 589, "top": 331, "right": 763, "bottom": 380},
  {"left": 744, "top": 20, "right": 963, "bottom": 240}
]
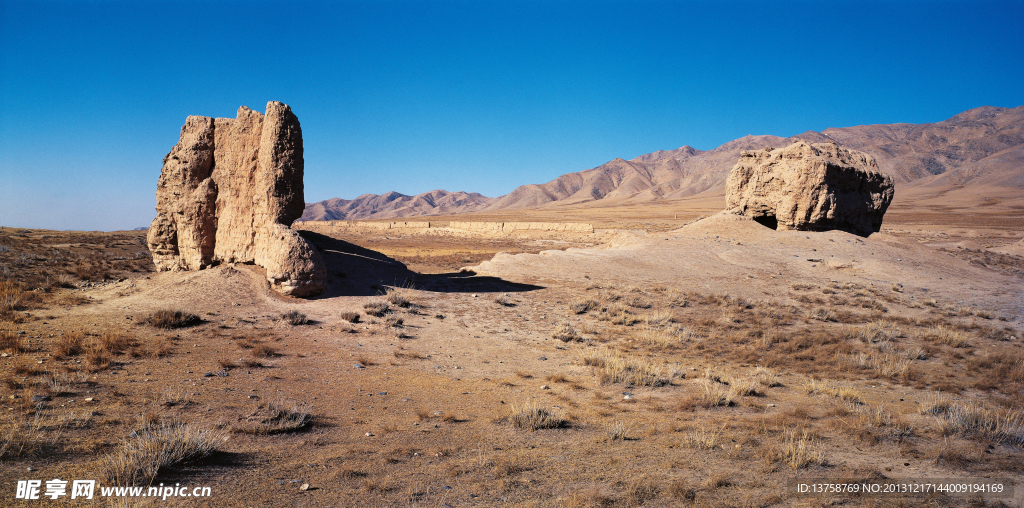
[
  {"left": 725, "top": 140, "right": 894, "bottom": 236},
  {"left": 147, "top": 102, "right": 326, "bottom": 297}
]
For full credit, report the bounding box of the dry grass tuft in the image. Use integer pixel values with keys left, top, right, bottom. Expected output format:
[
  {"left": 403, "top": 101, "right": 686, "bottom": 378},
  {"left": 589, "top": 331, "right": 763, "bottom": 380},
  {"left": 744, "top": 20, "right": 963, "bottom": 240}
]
[
  {"left": 924, "top": 398, "right": 1024, "bottom": 446},
  {"left": 696, "top": 379, "right": 734, "bottom": 407},
  {"left": 340, "top": 311, "right": 361, "bottom": 323},
  {"left": 363, "top": 301, "right": 390, "bottom": 317},
  {"left": 493, "top": 293, "right": 515, "bottom": 307},
  {"left": 143, "top": 309, "right": 201, "bottom": 329},
  {"left": 0, "top": 327, "right": 26, "bottom": 352},
  {"left": 281, "top": 310, "right": 309, "bottom": 325},
  {"left": 234, "top": 400, "right": 313, "bottom": 435},
  {"left": 926, "top": 325, "right": 971, "bottom": 347},
  {"left": 384, "top": 285, "right": 415, "bottom": 308},
  {"left": 552, "top": 322, "right": 583, "bottom": 342},
  {"left": 774, "top": 429, "right": 826, "bottom": 469},
  {"left": 54, "top": 329, "right": 85, "bottom": 357},
  {"left": 804, "top": 379, "right": 861, "bottom": 403},
  {"left": 624, "top": 295, "right": 651, "bottom": 309},
  {"left": 581, "top": 348, "right": 676, "bottom": 387},
  {"left": 100, "top": 421, "right": 226, "bottom": 485},
  {"left": 509, "top": 403, "right": 566, "bottom": 430},
  {"left": 569, "top": 298, "right": 599, "bottom": 315},
  {"left": 680, "top": 428, "right": 719, "bottom": 449},
  {"left": 0, "top": 414, "right": 61, "bottom": 459}
]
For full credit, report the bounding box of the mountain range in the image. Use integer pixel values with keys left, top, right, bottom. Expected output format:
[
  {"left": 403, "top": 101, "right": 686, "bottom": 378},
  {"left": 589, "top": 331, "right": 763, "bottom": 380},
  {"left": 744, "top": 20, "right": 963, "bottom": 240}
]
[{"left": 299, "top": 105, "right": 1024, "bottom": 221}]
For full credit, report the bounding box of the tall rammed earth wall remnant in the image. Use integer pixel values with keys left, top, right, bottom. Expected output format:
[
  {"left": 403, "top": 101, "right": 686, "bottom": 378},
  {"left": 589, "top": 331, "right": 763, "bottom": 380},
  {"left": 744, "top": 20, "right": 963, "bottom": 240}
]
[
  {"left": 147, "top": 101, "right": 327, "bottom": 297},
  {"left": 725, "top": 140, "right": 894, "bottom": 236}
]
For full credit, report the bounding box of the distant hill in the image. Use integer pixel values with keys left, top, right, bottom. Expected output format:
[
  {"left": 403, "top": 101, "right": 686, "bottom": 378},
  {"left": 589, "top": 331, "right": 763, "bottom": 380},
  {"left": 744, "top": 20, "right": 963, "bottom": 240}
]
[
  {"left": 300, "top": 190, "right": 493, "bottom": 221},
  {"left": 300, "top": 105, "right": 1024, "bottom": 220}
]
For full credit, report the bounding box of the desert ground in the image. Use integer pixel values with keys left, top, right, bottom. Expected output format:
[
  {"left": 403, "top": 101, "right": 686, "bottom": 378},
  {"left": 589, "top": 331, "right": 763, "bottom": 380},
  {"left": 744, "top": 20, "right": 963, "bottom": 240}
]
[{"left": 1, "top": 202, "right": 1022, "bottom": 507}]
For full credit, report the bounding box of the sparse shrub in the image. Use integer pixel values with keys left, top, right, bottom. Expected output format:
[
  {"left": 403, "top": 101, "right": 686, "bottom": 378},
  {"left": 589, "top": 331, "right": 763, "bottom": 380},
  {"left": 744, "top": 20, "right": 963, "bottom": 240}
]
[
  {"left": 384, "top": 315, "right": 404, "bottom": 328},
  {"left": 804, "top": 379, "right": 861, "bottom": 403},
  {"left": 100, "top": 422, "right": 226, "bottom": 485},
  {"left": 340, "top": 311, "right": 360, "bottom": 323},
  {"left": 510, "top": 403, "right": 565, "bottom": 430},
  {"left": 625, "top": 477, "right": 660, "bottom": 505},
  {"left": 143, "top": 309, "right": 201, "bottom": 329},
  {"left": 55, "top": 330, "right": 84, "bottom": 357},
  {"left": 925, "top": 400, "right": 1023, "bottom": 446},
  {"left": 0, "top": 414, "right": 59, "bottom": 459},
  {"left": 777, "top": 429, "right": 826, "bottom": 469},
  {"left": 551, "top": 322, "right": 582, "bottom": 342},
  {"left": 364, "top": 301, "right": 390, "bottom": 317},
  {"left": 927, "top": 325, "right": 971, "bottom": 347},
  {"left": 753, "top": 366, "right": 781, "bottom": 387},
  {"left": 493, "top": 293, "right": 515, "bottom": 307},
  {"left": 624, "top": 296, "right": 651, "bottom": 309},
  {"left": 251, "top": 344, "right": 276, "bottom": 358},
  {"left": 581, "top": 349, "right": 676, "bottom": 387},
  {"left": 569, "top": 298, "right": 598, "bottom": 315},
  {"left": 234, "top": 400, "right": 312, "bottom": 435},
  {"left": 607, "top": 421, "right": 629, "bottom": 440},
  {"left": 665, "top": 289, "right": 688, "bottom": 307},
  {"left": 282, "top": 310, "right": 309, "bottom": 325},
  {"left": 697, "top": 379, "right": 734, "bottom": 407},
  {"left": 0, "top": 327, "right": 26, "bottom": 352},
  {"left": 99, "top": 331, "right": 133, "bottom": 355},
  {"left": 728, "top": 378, "right": 761, "bottom": 398},
  {"left": 681, "top": 428, "right": 719, "bottom": 449},
  {"left": 384, "top": 285, "right": 414, "bottom": 308}
]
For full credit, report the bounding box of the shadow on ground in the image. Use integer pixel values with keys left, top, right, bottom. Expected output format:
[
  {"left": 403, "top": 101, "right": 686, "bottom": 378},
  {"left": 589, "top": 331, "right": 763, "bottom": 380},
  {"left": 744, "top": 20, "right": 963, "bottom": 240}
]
[{"left": 299, "top": 231, "right": 544, "bottom": 298}]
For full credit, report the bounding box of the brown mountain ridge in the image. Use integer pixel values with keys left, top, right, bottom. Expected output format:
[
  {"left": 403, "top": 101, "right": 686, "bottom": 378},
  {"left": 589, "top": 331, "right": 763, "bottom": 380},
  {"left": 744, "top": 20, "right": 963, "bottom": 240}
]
[{"left": 300, "top": 105, "right": 1023, "bottom": 221}]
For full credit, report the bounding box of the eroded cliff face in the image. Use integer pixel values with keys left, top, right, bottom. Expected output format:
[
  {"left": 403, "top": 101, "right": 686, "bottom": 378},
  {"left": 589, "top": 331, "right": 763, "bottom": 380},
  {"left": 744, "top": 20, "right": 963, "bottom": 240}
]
[
  {"left": 725, "top": 140, "right": 894, "bottom": 236},
  {"left": 147, "top": 102, "right": 326, "bottom": 297}
]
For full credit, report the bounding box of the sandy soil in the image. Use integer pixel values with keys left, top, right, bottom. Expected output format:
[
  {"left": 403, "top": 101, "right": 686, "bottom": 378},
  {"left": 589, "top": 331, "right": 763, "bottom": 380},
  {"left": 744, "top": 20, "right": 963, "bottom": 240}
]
[{"left": 0, "top": 211, "right": 1022, "bottom": 507}]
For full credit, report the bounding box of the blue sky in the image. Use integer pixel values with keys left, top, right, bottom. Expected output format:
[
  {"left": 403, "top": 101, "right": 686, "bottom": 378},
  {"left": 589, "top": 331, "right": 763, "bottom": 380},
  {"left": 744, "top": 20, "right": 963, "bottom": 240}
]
[{"left": 1, "top": 0, "right": 1022, "bottom": 231}]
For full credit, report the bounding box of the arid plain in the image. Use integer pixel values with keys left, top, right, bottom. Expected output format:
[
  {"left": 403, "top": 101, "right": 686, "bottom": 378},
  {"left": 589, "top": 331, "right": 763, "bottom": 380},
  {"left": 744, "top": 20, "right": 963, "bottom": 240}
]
[
  {"left": 2, "top": 108, "right": 1023, "bottom": 507},
  {"left": 1, "top": 200, "right": 1022, "bottom": 507}
]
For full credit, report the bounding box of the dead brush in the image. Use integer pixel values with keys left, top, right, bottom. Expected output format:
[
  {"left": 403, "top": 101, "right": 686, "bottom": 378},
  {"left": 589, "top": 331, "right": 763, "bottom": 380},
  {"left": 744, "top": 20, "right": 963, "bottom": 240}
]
[
  {"left": 926, "top": 400, "right": 1024, "bottom": 446},
  {"left": 340, "top": 311, "right": 360, "bottom": 323},
  {"left": 753, "top": 366, "right": 782, "bottom": 387},
  {"left": 234, "top": 400, "right": 313, "bottom": 435},
  {"left": 0, "top": 413, "right": 60, "bottom": 459},
  {"left": 383, "top": 314, "right": 404, "bottom": 328},
  {"left": 773, "top": 429, "right": 826, "bottom": 469},
  {"left": 281, "top": 310, "right": 309, "bottom": 325},
  {"left": 681, "top": 428, "right": 720, "bottom": 449},
  {"left": 0, "top": 327, "right": 26, "bottom": 352},
  {"left": 493, "top": 293, "right": 515, "bottom": 307},
  {"left": 926, "top": 325, "right": 971, "bottom": 347},
  {"left": 804, "top": 378, "right": 861, "bottom": 403},
  {"left": 509, "top": 402, "right": 566, "bottom": 430},
  {"left": 664, "top": 288, "right": 688, "bottom": 307},
  {"left": 54, "top": 329, "right": 85, "bottom": 357},
  {"left": 568, "top": 298, "right": 598, "bottom": 315},
  {"left": 696, "top": 379, "right": 734, "bottom": 407},
  {"left": 13, "top": 358, "right": 44, "bottom": 377},
  {"left": 551, "top": 322, "right": 582, "bottom": 342},
  {"left": 624, "top": 295, "right": 651, "bottom": 309},
  {"left": 581, "top": 348, "right": 676, "bottom": 387},
  {"left": 384, "top": 285, "right": 415, "bottom": 308},
  {"left": 99, "top": 330, "right": 134, "bottom": 355},
  {"left": 363, "top": 301, "right": 390, "bottom": 317},
  {"left": 100, "top": 421, "right": 226, "bottom": 485},
  {"left": 143, "top": 309, "right": 201, "bottom": 329},
  {"left": 0, "top": 278, "right": 32, "bottom": 315},
  {"left": 251, "top": 344, "right": 277, "bottom": 358}
]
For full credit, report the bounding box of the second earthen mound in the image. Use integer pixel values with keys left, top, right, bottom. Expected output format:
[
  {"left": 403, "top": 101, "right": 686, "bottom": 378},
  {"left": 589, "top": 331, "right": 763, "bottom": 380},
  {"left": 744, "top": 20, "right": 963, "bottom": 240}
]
[{"left": 725, "top": 140, "right": 894, "bottom": 236}]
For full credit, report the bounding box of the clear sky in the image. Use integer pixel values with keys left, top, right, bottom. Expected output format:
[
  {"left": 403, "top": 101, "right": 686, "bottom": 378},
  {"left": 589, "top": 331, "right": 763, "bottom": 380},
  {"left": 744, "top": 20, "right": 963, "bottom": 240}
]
[{"left": 1, "top": 0, "right": 1022, "bottom": 231}]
